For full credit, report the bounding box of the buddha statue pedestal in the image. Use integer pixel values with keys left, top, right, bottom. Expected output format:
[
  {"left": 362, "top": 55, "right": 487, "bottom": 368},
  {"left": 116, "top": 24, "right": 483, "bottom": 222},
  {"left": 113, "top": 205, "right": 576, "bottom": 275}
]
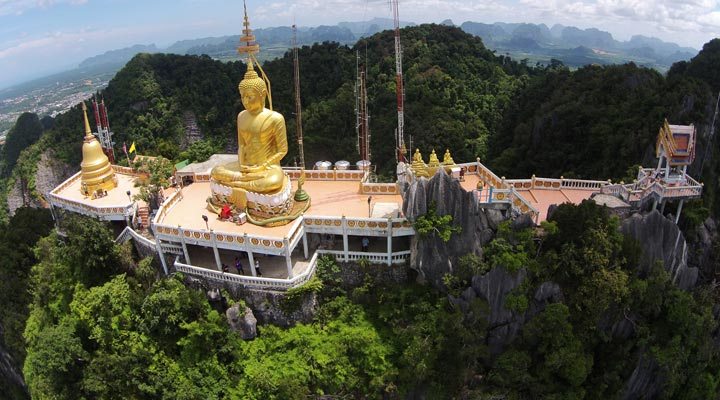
[{"left": 208, "top": 174, "right": 295, "bottom": 218}]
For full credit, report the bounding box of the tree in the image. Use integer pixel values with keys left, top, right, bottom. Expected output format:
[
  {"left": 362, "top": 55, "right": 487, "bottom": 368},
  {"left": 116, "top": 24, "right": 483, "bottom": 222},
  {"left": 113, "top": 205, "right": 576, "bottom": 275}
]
[
  {"left": 2, "top": 113, "right": 43, "bottom": 177},
  {"left": 413, "top": 202, "right": 462, "bottom": 242}
]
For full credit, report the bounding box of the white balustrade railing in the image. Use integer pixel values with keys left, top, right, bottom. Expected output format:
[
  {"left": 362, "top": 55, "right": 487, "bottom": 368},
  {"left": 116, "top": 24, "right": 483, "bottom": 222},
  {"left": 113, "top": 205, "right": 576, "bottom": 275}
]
[
  {"left": 174, "top": 251, "right": 319, "bottom": 291},
  {"left": 153, "top": 189, "right": 183, "bottom": 225},
  {"left": 508, "top": 177, "right": 608, "bottom": 190},
  {"left": 115, "top": 226, "right": 156, "bottom": 248},
  {"left": 317, "top": 249, "right": 411, "bottom": 265}
]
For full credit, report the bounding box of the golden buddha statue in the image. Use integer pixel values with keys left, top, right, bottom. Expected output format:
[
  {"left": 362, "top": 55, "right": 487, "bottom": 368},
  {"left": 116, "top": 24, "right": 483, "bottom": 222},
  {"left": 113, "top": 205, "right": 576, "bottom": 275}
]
[
  {"left": 210, "top": 59, "right": 288, "bottom": 209},
  {"left": 427, "top": 149, "right": 441, "bottom": 175},
  {"left": 442, "top": 149, "right": 455, "bottom": 166},
  {"left": 411, "top": 149, "right": 429, "bottom": 178},
  {"left": 79, "top": 102, "right": 116, "bottom": 196}
]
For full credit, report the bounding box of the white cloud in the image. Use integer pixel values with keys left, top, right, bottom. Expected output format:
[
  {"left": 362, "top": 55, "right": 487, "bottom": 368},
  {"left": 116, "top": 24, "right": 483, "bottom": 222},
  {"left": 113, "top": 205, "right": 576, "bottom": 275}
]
[{"left": 0, "top": 0, "right": 88, "bottom": 16}]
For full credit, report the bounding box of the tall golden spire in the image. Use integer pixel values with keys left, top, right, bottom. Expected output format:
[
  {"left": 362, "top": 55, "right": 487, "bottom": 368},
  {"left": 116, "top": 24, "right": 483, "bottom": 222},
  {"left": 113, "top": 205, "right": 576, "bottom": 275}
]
[
  {"left": 82, "top": 102, "right": 94, "bottom": 139},
  {"left": 237, "top": 0, "right": 259, "bottom": 57},
  {"left": 235, "top": 1, "right": 273, "bottom": 110},
  {"left": 80, "top": 101, "right": 117, "bottom": 196}
]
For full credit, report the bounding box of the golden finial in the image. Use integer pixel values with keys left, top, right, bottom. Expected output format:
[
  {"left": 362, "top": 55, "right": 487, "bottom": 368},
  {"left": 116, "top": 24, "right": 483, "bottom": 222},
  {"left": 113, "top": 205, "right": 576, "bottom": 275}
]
[
  {"left": 81, "top": 102, "right": 93, "bottom": 140},
  {"left": 237, "top": 0, "right": 260, "bottom": 57},
  {"left": 234, "top": 3, "right": 273, "bottom": 110}
]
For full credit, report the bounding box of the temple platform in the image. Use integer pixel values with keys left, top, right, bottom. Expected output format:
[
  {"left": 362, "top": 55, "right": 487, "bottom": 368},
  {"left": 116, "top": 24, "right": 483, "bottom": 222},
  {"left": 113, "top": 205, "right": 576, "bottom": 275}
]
[
  {"left": 48, "top": 167, "right": 144, "bottom": 221},
  {"left": 157, "top": 178, "right": 404, "bottom": 240}
]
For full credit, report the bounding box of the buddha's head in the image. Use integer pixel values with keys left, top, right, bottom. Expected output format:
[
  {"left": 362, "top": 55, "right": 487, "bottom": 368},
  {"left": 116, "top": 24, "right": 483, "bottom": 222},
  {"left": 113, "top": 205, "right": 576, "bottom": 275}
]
[{"left": 238, "top": 59, "right": 267, "bottom": 114}]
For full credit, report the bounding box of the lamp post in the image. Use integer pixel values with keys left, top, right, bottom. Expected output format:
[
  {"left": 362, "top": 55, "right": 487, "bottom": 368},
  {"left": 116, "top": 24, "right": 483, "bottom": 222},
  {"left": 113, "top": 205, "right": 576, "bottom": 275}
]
[
  {"left": 202, "top": 214, "right": 209, "bottom": 230},
  {"left": 126, "top": 190, "right": 132, "bottom": 201}
]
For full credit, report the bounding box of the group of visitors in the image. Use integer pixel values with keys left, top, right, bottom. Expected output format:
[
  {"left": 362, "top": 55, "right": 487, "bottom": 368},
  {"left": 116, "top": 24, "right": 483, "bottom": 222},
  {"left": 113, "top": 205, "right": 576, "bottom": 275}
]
[{"left": 221, "top": 256, "right": 261, "bottom": 276}]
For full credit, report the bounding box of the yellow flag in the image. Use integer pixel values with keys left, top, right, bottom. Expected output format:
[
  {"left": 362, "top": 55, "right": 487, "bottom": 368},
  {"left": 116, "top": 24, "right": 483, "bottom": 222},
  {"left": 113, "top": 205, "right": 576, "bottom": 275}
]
[{"left": 128, "top": 141, "right": 136, "bottom": 154}]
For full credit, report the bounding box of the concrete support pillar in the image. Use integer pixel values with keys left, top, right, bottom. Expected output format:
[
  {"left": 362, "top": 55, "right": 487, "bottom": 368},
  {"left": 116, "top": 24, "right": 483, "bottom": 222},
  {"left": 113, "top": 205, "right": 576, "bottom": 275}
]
[
  {"left": 342, "top": 216, "right": 349, "bottom": 262},
  {"left": 248, "top": 251, "right": 256, "bottom": 276},
  {"left": 652, "top": 198, "right": 658, "bottom": 211},
  {"left": 284, "top": 238, "right": 293, "bottom": 279},
  {"left": 154, "top": 240, "right": 169, "bottom": 275},
  {"left": 302, "top": 228, "right": 309, "bottom": 260},
  {"left": 387, "top": 217, "right": 393, "bottom": 266},
  {"left": 211, "top": 231, "right": 222, "bottom": 272},
  {"left": 178, "top": 227, "right": 191, "bottom": 264},
  {"left": 245, "top": 233, "right": 256, "bottom": 277},
  {"left": 675, "top": 199, "right": 685, "bottom": 224},
  {"left": 660, "top": 199, "right": 666, "bottom": 214}
]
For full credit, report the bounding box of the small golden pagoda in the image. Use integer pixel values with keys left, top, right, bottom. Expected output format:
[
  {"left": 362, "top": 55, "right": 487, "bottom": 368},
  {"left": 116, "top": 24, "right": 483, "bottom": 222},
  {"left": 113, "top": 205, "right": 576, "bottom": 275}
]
[{"left": 79, "top": 102, "right": 116, "bottom": 196}]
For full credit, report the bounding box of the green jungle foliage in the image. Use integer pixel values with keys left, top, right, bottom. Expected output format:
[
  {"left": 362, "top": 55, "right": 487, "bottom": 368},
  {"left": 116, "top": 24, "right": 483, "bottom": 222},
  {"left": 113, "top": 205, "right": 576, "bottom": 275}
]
[
  {"left": 1, "top": 113, "right": 43, "bottom": 177},
  {"left": 15, "top": 203, "right": 720, "bottom": 399}
]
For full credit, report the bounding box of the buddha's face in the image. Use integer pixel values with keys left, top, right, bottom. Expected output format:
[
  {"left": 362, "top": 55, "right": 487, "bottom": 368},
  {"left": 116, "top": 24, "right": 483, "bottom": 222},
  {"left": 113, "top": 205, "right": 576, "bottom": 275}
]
[{"left": 240, "top": 88, "right": 265, "bottom": 114}]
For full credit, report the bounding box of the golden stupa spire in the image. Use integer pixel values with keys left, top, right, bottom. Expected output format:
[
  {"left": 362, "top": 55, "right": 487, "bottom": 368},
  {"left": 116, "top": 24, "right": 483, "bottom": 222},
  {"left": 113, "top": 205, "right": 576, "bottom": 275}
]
[
  {"left": 80, "top": 101, "right": 117, "bottom": 196},
  {"left": 82, "top": 102, "right": 94, "bottom": 140}
]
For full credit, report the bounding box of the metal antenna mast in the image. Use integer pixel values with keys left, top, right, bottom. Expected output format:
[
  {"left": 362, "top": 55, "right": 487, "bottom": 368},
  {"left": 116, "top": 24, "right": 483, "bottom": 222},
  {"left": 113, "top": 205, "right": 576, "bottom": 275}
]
[
  {"left": 392, "top": 0, "right": 407, "bottom": 163},
  {"left": 356, "top": 51, "right": 370, "bottom": 163},
  {"left": 293, "top": 25, "right": 305, "bottom": 170},
  {"left": 292, "top": 24, "right": 309, "bottom": 201}
]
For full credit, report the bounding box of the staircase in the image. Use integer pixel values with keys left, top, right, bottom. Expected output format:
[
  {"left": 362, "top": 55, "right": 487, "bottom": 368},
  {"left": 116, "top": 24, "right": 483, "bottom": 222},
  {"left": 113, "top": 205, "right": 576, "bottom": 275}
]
[{"left": 137, "top": 205, "right": 150, "bottom": 229}]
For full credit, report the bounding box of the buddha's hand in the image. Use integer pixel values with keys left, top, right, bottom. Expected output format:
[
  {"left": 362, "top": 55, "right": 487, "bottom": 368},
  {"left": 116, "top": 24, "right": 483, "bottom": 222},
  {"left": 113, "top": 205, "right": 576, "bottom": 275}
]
[{"left": 239, "top": 164, "right": 266, "bottom": 174}]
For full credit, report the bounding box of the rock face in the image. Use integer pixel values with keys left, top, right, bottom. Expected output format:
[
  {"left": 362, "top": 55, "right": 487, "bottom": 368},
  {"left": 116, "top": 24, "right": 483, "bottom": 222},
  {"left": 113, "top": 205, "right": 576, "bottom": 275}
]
[
  {"left": 472, "top": 267, "right": 528, "bottom": 355},
  {"left": 7, "top": 150, "right": 74, "bottom": 216},
  {"left": 402, "top": 169, "right": 503, "bottom": 288},
  {"left": 621, "top": 210, "right": 698, "bottom": 290},
  {"left": 226, "top": 304, "right": 257, "bottom": 340},
  {"left": 187, "top": 277, "right": 318, "bottom": 328},
  {"left": 449, "top": 266, "right": 564, "bottom": 356},
  {"left": 0, "top": 323, "right": 28, "bottom": 399},
  {"left": 687, "top": 217, "right": 718, "bottom": 282},
  {"left": 622, "top": 355, "right": 664, "bottom": 400}
]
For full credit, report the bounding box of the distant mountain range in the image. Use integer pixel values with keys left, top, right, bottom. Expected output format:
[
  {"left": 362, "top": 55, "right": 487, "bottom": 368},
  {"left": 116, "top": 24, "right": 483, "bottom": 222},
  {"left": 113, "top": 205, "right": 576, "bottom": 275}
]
[
  {"left": 76, "top": 18, "right": 696, "bottom": 72},
  {"left": 1, "top": 18, "right": 699, "bottom": 98},
  {"left": 459, "top": 21, "right": 696, "bottom": 67}
]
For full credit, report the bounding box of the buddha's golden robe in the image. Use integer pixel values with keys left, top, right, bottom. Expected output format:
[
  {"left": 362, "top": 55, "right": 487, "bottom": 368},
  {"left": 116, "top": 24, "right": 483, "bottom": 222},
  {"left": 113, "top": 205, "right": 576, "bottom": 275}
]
[{"left": 211, "top": 107, "right": 288, "bottom": 207}]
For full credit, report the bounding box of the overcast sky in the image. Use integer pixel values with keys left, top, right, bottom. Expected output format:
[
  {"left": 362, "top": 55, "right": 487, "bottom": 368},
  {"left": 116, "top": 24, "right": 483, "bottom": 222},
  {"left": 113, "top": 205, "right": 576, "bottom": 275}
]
[{"left": 1, "top": 0, "right": 720, "bottom": 89}]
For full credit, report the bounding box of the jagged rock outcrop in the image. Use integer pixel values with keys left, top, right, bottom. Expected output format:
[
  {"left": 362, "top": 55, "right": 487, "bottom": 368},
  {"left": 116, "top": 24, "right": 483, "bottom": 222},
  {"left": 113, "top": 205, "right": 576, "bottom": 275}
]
[
  {"left": 687, "top": 217, "right": 718, "bottom": 282},
  {"left": 226, "top": 304, "right": 257, "bottom": 340},
  {"left": 403, "top": 169, "right": 505, "bottom": 288},
  {"left": 0, "top": 323, "right": 28, "bottom": 399},
  {"left": 449, "top": 265, "right": 564, "bottom": 355},
  {"left": 7, "top": 150, "right": 74, "bottom": 216},
  {"left": 621, "top": 210, "right": 698, "bottom": 290},
  {"left": 472, "top": 267, "right": 527, "bottom": 354},
  {"left": 188, "top": 277, "right": 318, "bottom": 327},
  {"left": 622, "top": 355, "right": 664, "bottom": 400}
]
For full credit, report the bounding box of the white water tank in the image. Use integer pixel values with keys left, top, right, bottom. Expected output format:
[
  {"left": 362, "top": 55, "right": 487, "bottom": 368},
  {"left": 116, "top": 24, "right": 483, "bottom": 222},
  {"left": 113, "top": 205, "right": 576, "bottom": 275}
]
[
  {"left": 356, "top": 160, "right": 371, "bottom": 171},
  {"left": 335, "top": 160, "right": 350, "bottom": 170},
  {"left": 315, "top": 161, "right": 332, "bottom": 170}
]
